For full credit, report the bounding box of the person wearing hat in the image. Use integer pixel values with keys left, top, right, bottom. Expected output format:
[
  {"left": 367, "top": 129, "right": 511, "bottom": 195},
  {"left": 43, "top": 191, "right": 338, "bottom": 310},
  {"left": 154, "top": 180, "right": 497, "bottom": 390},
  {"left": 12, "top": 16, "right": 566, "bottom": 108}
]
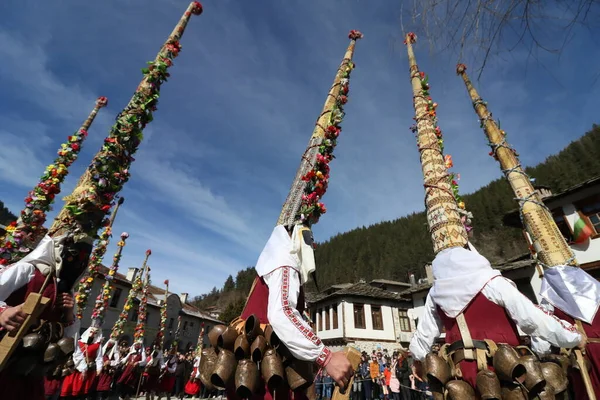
[
  {"left": 60, "top": 325, "right": 104, "bottom": 399},
  {"left": 96, "top": 338, "right": 121, "bottom": 400},
  {"left": 0, "top": 233, "right": 92, "bottom": 400},
  {"left": 117, "top": 341, "right": 147, "bottom": 400}
]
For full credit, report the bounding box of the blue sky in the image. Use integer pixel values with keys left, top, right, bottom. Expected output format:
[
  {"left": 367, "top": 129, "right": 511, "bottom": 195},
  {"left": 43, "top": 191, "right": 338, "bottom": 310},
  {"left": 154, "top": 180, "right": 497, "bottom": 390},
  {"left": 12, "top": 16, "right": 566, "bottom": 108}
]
[{"left": 0, "top": 0, "right": 598, "bottom": 297}]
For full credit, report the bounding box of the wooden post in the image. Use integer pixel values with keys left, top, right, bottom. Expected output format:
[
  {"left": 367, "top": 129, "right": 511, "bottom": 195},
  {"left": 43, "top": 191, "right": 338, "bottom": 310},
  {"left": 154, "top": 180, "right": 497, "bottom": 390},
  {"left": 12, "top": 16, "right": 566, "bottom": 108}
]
[
  {"left": 0, "top": 97, "right": 108, "bottom": 266},
  {"left": 277, "top": 30, "right": 363, "bottom": 227},
  {"left": 75, "top": 196, "right": 125, "bottom": 319},
  {"left": 404, "top": 34, "right": 468, "bottom": 253},
  {"left": 456, "top": 64, "right": 576, "bottom": 267},
  {"left": 49, "top": 1, "right": 203, "bottom": 242}
]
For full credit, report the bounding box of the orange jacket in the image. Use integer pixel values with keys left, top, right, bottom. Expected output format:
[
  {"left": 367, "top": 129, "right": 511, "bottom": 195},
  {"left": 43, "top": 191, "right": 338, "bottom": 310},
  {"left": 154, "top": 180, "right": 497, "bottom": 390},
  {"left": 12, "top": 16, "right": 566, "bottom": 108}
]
[{"left": 369, "top": 362, "right": 379, "bottom": 379}]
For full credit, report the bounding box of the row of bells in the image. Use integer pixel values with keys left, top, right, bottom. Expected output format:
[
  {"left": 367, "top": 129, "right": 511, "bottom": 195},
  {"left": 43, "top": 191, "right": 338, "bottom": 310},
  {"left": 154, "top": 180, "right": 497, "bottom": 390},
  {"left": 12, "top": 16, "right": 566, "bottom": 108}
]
[
  {"left": 199, "top": 315, "right": 314, "bottom": 399},
  {"left": 425, "top": 344, "right": 575, "bottom": 400}
]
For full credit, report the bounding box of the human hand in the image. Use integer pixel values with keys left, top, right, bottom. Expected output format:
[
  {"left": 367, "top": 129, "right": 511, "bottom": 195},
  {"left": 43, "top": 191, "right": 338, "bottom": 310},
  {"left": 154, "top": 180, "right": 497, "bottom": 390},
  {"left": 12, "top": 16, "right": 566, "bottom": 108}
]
[
  {"left": 579, "top": 336, "right": 588, "bottom": 350},
  {"left": 0, "top": 304, "right": 27, "bottom": 333},
  {"left": 325, "top": 351, "right": 353, "bottom": 390},
  {"left": 58, "top": 293, "right": 75, "bottom": 310}
]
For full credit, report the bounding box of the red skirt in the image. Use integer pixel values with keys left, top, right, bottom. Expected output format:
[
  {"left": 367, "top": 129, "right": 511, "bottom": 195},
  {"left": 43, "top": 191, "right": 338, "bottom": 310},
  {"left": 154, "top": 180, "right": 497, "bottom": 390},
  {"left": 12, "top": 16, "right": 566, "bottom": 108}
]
[
  {"left": 44, "top": 376, "right": 62, "bottom": 396},
  {"left": 570, "top": 342, "right": 600, "bottom": 399},
  {"left": 143, "top": 374, "right": 162, "bottom": 392},
  {"left": 117, "top": 363, "right": 139, "bottom": 388},
  {"left": 0, "top": 370, "right": 45, "bottom": 400},
  {"left": 184, "top": 378, "right": 201, "bottom": 395},
  {"left": 160, "top": 374, "right": 176, "bottom": 393},
  {"left": 60, "top": 370, "right": 97, "bottom": 396},
  {"left": 96, "top": 371, "right": 114, "bottom": 392}
]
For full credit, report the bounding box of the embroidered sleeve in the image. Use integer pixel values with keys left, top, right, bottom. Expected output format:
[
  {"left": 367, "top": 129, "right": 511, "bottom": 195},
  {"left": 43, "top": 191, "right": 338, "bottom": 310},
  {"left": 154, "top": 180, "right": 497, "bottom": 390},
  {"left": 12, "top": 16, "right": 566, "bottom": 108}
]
[
  {"left": 263, "top": 267, "right": 330, "bottom": 364},
  {"left": 0, "top": 262, "right": 36, "bottom": 302},
  {"left": 409, "top": 293, "right": 443, "bottom": 361},
  {"left": 483, "top": 277, "right": 581, "bottom": 348}
]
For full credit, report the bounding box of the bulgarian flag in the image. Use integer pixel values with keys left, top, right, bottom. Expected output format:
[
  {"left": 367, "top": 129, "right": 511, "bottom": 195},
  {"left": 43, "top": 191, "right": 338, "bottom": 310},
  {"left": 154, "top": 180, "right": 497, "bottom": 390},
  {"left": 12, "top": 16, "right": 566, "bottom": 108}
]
[{"left": 573, "top": 217, "right": 594, "bottom": 243}]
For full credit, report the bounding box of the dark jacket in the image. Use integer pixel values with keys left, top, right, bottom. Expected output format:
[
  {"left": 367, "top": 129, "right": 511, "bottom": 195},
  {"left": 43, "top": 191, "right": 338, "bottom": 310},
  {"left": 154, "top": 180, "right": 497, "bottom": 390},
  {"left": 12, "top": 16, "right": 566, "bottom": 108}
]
[{"left": 395, "top": 358, "right": 410, "bottom": 386}]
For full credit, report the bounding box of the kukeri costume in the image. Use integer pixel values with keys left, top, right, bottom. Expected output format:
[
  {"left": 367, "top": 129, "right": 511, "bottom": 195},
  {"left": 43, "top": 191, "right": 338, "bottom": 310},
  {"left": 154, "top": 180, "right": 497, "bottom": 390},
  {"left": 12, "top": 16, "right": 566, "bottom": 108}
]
[
  {"left": 159, "top": 353, "right": 178, "bottom": 395},
  {"left": 60, "top": 326, "right": 104, "bottom": 398},
  {"left": 456, "top": 63, "right": 600, "bottom": 399},
  {"left": 96, "top": 338, "right": 121, "bottom": 397},
  {"left": 117, "top": 342, "right": 147, "bottom": 397},
  {"left": 184, "top": 355, "right": 202, "bottom": 396},
  {"left": 143, "top": 346, "right": 165, "bottom": 394},
  {"left": 0, "top": 234, "right": 91, "bottom": 400},
  {"left": 198, "top": 30, "right": 363, "bottom": 400},
  {"left": 403, "top": 34, "right": 582, "bottom": 399}
]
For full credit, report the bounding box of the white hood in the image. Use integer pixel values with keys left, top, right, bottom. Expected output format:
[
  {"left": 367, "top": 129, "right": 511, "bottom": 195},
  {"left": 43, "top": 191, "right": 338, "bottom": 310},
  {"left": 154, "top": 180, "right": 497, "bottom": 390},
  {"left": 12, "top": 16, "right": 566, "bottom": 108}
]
[
  {"left": 429, "top": 246, "right": 501, "bottom": 318},
  {"left": 255, "top": 225, "right": 316, "bottom": 285},
  {"left": 540, "top": 265, "right": 600, "bottom": 324},
  {"left": 79, "top": 327, "right": 103, "bottom": 345}
]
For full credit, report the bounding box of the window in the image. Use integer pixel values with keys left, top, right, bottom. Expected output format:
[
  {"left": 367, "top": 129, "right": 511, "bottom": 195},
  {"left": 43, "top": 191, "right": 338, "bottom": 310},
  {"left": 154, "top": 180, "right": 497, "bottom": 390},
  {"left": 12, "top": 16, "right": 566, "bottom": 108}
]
[
  {"left": 168, "top": 318, "right": 174, "bottom": 329},
  {"left": 353, "top": 304, "right": 365, "bottom": 329},
  {"left": 190, "top": 322, "right": 194, "bottom": 328},
  {"left": 325, "top": 308, "right": 330, "bottom": 330},
  {"left": 575, "top": 195, "right": 600, "bottom": 234},
  {"left": 109, "top": 288, "right": 122, "bottom": 308},
  {"left": 372, "top": 306, "right": 384, "bottom": 330},
  {"left": 332, "top": 304, "right": 338, "bottom": 329},
  {"left": 552, "top": 208, "right": 574, "bottom": 242},
  {"left": 183, "top": 321, "right": 188, "bottom": 331},
  {"left": 398, "top": 310, "right": 411, "bottom": 332}
]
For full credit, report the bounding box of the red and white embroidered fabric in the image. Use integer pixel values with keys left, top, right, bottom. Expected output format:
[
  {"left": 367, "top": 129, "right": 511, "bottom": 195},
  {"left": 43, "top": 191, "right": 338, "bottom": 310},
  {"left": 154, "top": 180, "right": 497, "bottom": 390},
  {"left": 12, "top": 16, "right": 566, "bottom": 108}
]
[{"left": 264, "top": 266, "right": 331, "bottom": 366}]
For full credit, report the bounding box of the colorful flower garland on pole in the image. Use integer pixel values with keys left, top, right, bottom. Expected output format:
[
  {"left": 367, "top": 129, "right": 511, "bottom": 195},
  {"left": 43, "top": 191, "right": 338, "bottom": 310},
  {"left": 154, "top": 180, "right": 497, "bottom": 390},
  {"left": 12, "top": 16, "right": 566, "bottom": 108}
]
[
  {"left": 277, "top": 30, "right": 363, "bottom": 227},
  {"left": 171, "top": 315, "right": 183, "bottom": 352},
  {"left": 133, "top": 263, "right": 151, "bottom": 343},
  {"left": 194, "top": 323, "right": 205, "bottom": 356},
  {"left": 90, "top": 231, "right": 129, "bottom": 326},
  {"left": 407, "top": 39, "right": 473, "bottom": 234},
  {"left": 156, "top": 280, "right": 169, "bottom": 349},
  {"left": 75, "top": 196, "right": 125, "bottom": 319},
  {"left": 49, "top": 1, "right": 203, "bottom": 243},
  {"left": 0, "top": 97, "right": 108, "bottom": 266},
  {"left": 110, "top": 249, "right": 151, "bottom": 340}
]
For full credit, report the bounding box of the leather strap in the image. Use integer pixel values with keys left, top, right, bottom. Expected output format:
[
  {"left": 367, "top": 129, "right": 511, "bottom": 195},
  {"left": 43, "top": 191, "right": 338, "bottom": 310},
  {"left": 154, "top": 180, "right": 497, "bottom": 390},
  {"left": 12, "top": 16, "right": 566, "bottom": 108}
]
[
  {"left": 448, "top": 339, "right": 487, "bottom": 353},
  {"left": 456, "top": 313, "right": 475, "bottom": 360}
]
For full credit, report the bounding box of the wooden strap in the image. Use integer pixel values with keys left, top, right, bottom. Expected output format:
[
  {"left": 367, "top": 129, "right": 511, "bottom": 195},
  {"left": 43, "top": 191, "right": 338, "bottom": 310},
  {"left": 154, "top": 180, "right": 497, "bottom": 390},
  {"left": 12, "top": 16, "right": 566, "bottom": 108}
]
[
  {"left": 242, "top": 277, "right": 259, "bottom": 311},
  {"left": 576, "top": 320, "right": 589, "bottom": 342},
  {"left": 456, "top": 313, "right": 475, "bottom": 360}
]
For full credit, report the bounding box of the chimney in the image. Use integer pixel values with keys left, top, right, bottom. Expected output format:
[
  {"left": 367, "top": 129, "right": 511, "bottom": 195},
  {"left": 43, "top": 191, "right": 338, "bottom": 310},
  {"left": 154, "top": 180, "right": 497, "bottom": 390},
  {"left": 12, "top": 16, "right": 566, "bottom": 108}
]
[
  {"left": 409, "top": 274, "right": 416, "bottom": 287},
  {"left": 126, "top": 267, "right": 138, "bottom": 282},
  {"left": 424, "top": 264, "right": 434, "bottom": 284},
  {"left": 179, "top": 293, "right": 189, "bottom": 304}
]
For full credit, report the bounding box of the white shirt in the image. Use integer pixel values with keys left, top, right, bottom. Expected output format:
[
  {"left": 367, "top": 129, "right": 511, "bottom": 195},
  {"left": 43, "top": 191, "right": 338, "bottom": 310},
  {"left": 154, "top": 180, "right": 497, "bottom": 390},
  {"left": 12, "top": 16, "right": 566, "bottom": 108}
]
[
  {"left": 73, "top": 340, "right": 104, "bottom": 374},
  {"left": 409, "top": 277, "right": 582, "bottom": 361},
  {"left": 265, "top": 267, "right": 330, "bottom": 366}
]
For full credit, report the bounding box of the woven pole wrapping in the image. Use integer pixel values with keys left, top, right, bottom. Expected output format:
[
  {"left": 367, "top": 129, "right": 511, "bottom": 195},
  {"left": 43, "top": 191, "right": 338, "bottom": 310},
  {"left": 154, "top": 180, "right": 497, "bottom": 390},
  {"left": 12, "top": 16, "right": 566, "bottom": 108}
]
[
  {"left": 134, "top": 262, "right": 151, "bottom": 343},
  {"left": 110, "top": 249, "right": 151, "bottom": 340},
  {"left": 0, "top": 97, "right": 108, "bottom": 266},
  {"left": 49, "top": 1, "right": 203, "bottom": 242},
  {"left": 75, "top": 196, "right": 125, "bottom": 319},
  {"left": 456, "top": 65, "right": 576, "bottom": 267},
  {"left": 277, "top": 31, "right": 363, "bottom": 227},
  {"left": 157, "top": 280, "right": 169, "bottom": 349},
  {"left": 405, "top": 34, "right": 468, "bottom": 254}
]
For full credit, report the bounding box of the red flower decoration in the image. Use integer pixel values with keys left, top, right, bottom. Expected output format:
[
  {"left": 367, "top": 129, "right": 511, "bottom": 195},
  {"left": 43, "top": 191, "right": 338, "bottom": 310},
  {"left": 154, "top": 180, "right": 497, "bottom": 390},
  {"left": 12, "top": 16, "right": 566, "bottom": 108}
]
[
  {"left": 456, "top": 64, "right": 467, "bottom": 74},
  {"left": 96, "top": 96, "right": 108, "bottom": 108},
  {"left": 146, "top": 249, "right": 152, "bottom": 256},
  {"left": 348, "top": 30, "right": 364, "bottom": 40},
  {"left": 191, "top": 1, "right": 203, "bottom": 15},
  {"left": 403, "top": 32, "right": 417, "bottom": 45},
  {"left": 164, "top": 279, "right": 169, "bottom": 285}
]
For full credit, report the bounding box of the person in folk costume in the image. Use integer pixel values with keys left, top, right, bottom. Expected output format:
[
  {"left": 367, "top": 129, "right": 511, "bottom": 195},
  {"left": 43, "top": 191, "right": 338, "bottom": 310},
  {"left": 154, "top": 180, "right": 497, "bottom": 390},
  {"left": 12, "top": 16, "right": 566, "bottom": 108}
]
[
  {"left": 402, "top": 33, "right": 584, "bottom": 398},
  {"left": 183, "top": 354, "right": 201, "bottom": 398},
  {"left": 96, "top": 338, "right": 121, "bottom": 400},
  {"left": 60, "top": 325, "right": 104, "bottom": 399},
  {"left": 117, "top": 341, "right": 147, "bottom": 400},
  {"left": 455, "top": 63, "right": 600, "bottom": 400},
  {"left": 0, "top": 232, "right": 91, "bottom": 400},
  {"left": 158, "top": 348, "right": 178, "bottom": 399},
  {"left": 143, "top": 344, "right": 166, "bottom": 400},
  {"left": 218, "top": 30, "right": 364, "bottom": 400}
]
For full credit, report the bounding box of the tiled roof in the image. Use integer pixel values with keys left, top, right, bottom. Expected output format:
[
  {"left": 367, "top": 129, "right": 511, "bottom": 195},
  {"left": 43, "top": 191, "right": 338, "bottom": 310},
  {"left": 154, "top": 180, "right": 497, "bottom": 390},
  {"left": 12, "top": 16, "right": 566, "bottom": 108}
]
[
  {"left": 370, "top": 279, "right": 412, "bottom": 288},
  {"left": 307, "top": 282, "right": 410, "bottom": 304},
  {"left": 398, "top": 283, "right": 432, "bottom": 296}
]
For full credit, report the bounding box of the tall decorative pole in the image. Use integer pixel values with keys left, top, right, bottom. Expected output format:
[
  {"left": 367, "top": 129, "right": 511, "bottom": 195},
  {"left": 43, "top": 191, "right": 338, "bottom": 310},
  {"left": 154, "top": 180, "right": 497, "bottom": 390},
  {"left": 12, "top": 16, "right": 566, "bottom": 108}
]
[
  {"left": 277, "top": 30, "right": 363, "bottom": 227},
  {"left": 0, "top": 97, "right": 108, "bottom": 266},
  {"left": 134, "top": 263, "right": 151, "bottom": 344},
  {"left": 49, "top": 1, "right": 203, "bottom": 243},
  {"left": 405, "top": 33, "right": 468, "bottom": 253},
  {"left": 156, "top": 280, "right": 169, "bottom": 349},
  {"left": 90, "top": 231, "right": 129, "bottom": 326},
  {"left": 75, "top": 196, "right": 125, "bottom": 319},
  {"left": 194, "top": 323, "right": 205, "bottom": 356},
  {"left": 456, "top": 64, "right": 575, "bottom": 266},
  {"left": 171, "top": 315, "right": 183, "bottom": 352},
  {"left": 110, "top": 249, "right": 151, "bottom": 341},
  {"left": 456, "top": 63, "right": 598, "bottom": 400}
]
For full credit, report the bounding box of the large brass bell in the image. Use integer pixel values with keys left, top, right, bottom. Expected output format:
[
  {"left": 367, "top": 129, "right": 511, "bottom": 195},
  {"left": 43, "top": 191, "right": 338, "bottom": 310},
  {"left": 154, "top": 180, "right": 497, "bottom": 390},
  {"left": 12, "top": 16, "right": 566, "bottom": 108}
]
[
  {"left": 44, "top": 343, "right": 60, "bottom": 363},
  {"left": 425, "top": 353, "right": 451, "bottom": 386},
  {"left": 220, "top": 326, "right": 239, "bottom": 351},
  {"left": 199, "top": 347, "right": 218, "bottom": 391},
  {"left": 57, "top": 337, "right": 75, "bottom": 356},
  {"left": 501, "top": 384, "right": 527, "bottom": 400},
  {"left": 475, "top": 370, "right": 501, "bottom": 400},
  {"left": 244, "top": 314, "right": 264, "bottom": 342},
  {"left": 519, "top": 354, "right": 546, "bottom": 396},
  {"left": 544, "top": 354, "right": 569, "bottom": 375},
  {"left": 208, "top": 325, "right": 227, "bottom": 348},
  {"left": 285, "top": 358, "right": 314, "bottom": 391},
  {"left": 445, "top": 379, "right": 476, "bottom": 400},
  {"left": 22, "top": 333, "right": 45, "bottom": 351},
  {"left": 537, "top": 385, "right": 556, "bottom": 400},
  {"left": 540, "top": 362, "right": 568, "bottom": 394},
  {"left": 235, "top": 359, "right": 260, "bottom": 398},
  {"left": 234, "top": 334, "right": 251, "bottom": 360},
  {"left": 211, "top": 349, "right": 237, "bottom": 389},
  {"left": 251, "top": 335, "right": 267, "bottom": 362},
  {"left": 492, "top": 345, "right": 526, "bottom": 383},
  {"left": 261, "top": 348, "right": 285, "bottom": 391},
  {"left": 264, "top": 325, "right": 281, "bottom": 348}
]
